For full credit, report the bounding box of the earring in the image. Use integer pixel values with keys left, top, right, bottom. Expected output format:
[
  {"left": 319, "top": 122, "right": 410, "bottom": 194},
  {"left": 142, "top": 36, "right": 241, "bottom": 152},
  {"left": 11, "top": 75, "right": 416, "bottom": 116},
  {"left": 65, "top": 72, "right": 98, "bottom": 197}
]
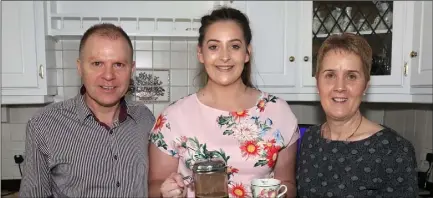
[{"left": 363, "top": 93, "right": 366, "bottom": 96}]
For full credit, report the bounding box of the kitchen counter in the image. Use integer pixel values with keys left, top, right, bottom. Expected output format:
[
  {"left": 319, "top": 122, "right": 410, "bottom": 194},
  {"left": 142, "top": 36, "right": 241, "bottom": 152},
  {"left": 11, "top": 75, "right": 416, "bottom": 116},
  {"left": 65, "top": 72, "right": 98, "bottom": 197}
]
[{"left": 1, "top": 191, "right": 18, "bottom": 198}]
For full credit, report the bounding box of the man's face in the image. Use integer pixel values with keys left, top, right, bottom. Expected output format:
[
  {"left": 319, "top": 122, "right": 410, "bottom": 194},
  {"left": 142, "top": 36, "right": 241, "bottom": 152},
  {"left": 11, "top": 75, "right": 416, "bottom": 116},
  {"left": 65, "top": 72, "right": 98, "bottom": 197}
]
[{"left": 77, "top": 34, "right": 135, "bottom": 107}]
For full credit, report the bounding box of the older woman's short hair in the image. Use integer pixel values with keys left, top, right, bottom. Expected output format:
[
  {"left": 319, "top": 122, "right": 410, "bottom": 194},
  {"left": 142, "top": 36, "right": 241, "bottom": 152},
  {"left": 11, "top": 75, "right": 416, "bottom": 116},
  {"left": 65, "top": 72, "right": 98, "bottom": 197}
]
[{"left": 315, "top": 33, "right": 373, "bottom": 82}]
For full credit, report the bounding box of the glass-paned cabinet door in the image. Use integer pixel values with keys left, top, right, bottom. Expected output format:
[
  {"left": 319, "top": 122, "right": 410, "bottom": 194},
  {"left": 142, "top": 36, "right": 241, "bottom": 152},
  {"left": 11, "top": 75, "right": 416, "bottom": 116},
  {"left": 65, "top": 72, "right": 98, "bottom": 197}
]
[{"left": 300, "top": 1, "right": 407, "bottom": 88}]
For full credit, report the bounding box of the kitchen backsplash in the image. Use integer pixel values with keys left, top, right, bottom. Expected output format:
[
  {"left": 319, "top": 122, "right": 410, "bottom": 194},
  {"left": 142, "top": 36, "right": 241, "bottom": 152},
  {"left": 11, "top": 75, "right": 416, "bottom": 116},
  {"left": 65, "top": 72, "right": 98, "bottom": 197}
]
[
  {"left": 1, "top": 37, "right": 432, "bottom": 179},
  {"left": 51, "top": 36, "right": 205, "bottom": 111}
]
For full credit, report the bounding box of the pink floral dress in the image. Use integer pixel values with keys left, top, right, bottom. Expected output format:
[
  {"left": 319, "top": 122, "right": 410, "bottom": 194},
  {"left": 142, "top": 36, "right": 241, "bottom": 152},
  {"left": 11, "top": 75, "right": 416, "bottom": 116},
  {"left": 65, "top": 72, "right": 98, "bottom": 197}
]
[{"left": 150, "top": 91, "right": 299, "bottom": 198}]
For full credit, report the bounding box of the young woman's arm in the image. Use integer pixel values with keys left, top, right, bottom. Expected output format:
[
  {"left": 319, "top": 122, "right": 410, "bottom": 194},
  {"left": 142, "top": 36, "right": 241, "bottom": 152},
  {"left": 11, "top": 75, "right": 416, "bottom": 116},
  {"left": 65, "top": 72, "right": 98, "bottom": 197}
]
[
  {"left": 148, "top": 111, "right": 184, "bottom": 197},
  {"left": 273, "top": 142, "right": 298, "bottom": 198},
  {"left": 272, "top": 99, "right": 300, "bottom": 198},
  {"left": 148, "top": 143, "right": 180, "bottom": 197}
]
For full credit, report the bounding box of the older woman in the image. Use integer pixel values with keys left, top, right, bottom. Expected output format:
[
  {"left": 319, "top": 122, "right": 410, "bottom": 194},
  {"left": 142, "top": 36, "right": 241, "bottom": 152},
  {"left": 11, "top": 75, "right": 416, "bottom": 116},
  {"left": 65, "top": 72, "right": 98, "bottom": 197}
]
[{"left": 296, "top": 33, "right": 418, "bottom": 198}]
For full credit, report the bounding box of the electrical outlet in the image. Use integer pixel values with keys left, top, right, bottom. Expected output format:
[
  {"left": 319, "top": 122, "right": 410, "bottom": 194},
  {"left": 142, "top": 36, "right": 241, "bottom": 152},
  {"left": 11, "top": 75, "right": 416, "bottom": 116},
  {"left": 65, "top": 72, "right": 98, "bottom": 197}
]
[{"left": 14, "top": 155, "right": 24, "bottom": 164}]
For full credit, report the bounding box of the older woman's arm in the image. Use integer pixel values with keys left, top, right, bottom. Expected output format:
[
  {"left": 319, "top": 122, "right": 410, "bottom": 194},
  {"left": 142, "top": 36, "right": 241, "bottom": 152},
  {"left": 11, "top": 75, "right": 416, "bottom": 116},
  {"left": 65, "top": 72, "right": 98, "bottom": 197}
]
[
  {"left": 382, "top": 139, "right": 419, "bottom": 198},
  {"left": 273, "top": 142, "right": 298, "bottom": 198}
]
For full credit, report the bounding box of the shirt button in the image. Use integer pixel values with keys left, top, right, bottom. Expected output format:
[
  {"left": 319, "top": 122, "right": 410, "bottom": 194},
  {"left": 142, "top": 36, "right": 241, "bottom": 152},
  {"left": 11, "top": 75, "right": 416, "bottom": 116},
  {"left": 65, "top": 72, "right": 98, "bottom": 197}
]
[
  {"left": 114, "top": 155, "right": 118, "bottom": 160},
  {"left": 109, "top": 130, "right": 113, "bottom": 135},
  {"left": 116, "top": 181, "right": 120, "bottom": 187}
]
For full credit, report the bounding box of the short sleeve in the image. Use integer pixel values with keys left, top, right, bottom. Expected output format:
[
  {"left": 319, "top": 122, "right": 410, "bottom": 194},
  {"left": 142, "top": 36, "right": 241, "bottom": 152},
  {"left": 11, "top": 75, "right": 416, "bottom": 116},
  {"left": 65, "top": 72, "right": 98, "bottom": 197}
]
[
  {"left": 275, "top": 99, "right": 300, "bottom": 148},
  {"left": 149, "top": 111, "right": 179, "bottom": 158}
]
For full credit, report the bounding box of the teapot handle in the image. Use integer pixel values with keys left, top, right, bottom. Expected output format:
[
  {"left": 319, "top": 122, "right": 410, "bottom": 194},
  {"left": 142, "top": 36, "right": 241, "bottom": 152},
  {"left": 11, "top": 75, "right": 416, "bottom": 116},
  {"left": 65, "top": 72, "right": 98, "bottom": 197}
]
[{"left": 183, "top": 175, "right": 194, "bottom": 184}]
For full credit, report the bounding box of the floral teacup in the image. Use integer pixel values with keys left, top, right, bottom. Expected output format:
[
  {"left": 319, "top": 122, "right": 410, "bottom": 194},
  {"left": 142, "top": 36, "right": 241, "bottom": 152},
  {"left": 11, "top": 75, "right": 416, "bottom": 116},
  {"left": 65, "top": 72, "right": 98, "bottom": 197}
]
[{"left": 251, "top": 178, "right": 287, "bottom": 198}]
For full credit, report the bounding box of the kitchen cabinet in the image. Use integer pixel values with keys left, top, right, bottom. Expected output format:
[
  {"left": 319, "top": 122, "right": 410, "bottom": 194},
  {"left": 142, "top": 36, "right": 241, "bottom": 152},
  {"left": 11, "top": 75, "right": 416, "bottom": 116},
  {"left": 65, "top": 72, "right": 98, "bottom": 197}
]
[
  {"left": 218, "top": 1, "right": 301, "bottom": 95},
  {"left": 408, "top": 1, "right": 432, "bottom": 103},
  {"left": 239, "top": 1, "right": 299, "bottom": 89},
  {"left": 297, "top": 1, "right": 411, "bottom": 99},
  {"left": 47, "top": 1, "right": 301, "bottom": 93},
  {"left": 298, "top": 1, "right": 431, "bottom": 103},
  {"left": 1, "top": 1, "right": 57, "bottom": 105},
  {"left": 299, "top": 1, "right": 408, "bottom": 90},
  {"left": 45, "top": 1, "right": 217, "bottom": 38},
  {"left": 2, "top": 1, "right": 430, "bottom": 104},
  {"left": 226, "top": 1, "right": 431, "bottom": 103}
]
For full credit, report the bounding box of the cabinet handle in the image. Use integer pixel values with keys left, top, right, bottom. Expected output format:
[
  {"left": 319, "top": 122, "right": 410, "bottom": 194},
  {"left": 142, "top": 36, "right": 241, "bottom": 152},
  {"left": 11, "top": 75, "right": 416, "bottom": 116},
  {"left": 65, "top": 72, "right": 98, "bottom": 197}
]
[
  {"left": 39, "top": 64, "right": 44, "bottom": 79},
  {"left": 410, "top": 51, "right": 418, "bottom": 58},
  {"left": 303, "top": 56, "right": 309, "bottom": 62},
  {"left": 289, "top": 56, "right": 295, "bottom": 62}
]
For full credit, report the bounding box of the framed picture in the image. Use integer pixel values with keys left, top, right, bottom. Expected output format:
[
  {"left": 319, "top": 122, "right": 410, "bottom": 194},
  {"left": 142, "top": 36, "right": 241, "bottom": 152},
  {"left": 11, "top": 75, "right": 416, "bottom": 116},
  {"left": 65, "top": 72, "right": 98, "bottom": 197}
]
[{"left": 128, "top": 69, "right": 170, "bottom": 103}]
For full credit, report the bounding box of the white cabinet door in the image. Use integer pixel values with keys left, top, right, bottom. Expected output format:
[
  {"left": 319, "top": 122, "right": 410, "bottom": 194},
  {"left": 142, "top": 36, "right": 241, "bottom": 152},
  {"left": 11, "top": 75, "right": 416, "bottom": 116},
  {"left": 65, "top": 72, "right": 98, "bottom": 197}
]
[
  {"left": 1, "top": 1, "right": 39, "bottom": 88},
  {"left": 298, "top": 1, "right": 408, "bottom": 93},
  {"left": 410, "top": 1, "right": 432, "bottom": 87},
  {"left": 1, "top": 2, "right": 55, "bottom": 105},
  {"left": 243, "top": 1, "right": 298, "bottom": 88}
]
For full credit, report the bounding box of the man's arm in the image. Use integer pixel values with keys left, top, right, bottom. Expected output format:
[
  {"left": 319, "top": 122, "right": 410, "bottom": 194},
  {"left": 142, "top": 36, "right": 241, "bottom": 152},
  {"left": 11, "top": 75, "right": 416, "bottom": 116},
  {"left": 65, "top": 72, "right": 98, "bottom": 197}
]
[{"left": 19, "top": 120, "right": 52, "bottom": 197}]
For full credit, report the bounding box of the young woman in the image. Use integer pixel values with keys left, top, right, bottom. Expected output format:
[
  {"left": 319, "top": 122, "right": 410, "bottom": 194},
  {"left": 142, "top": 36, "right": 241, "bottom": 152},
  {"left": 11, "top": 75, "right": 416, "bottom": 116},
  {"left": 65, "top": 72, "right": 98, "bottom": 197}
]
[{"left": 148, "top": 7, "right": 299, "bottom": 198}]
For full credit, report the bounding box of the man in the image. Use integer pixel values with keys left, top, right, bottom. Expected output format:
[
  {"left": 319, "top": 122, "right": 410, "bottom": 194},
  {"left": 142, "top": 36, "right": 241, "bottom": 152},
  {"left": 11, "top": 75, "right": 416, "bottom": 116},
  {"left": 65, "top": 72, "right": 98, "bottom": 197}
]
[{"left": 19, "top": 23, "right": 155, "bottom": 197}]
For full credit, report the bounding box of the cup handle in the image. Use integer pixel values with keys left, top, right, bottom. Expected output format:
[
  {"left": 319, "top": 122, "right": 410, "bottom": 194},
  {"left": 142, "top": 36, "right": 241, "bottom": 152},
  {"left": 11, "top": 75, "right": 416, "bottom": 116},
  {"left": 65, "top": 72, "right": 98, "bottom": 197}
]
[{"left": 277, "top": 184, "right": 288, "bottom": 198}]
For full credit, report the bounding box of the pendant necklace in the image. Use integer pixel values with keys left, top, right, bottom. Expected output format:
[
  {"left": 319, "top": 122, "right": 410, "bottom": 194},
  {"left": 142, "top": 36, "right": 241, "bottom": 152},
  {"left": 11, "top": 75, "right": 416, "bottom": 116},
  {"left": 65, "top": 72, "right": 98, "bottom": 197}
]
[{"left": 322, "top": 116, "right": 363, "bottom": 141}]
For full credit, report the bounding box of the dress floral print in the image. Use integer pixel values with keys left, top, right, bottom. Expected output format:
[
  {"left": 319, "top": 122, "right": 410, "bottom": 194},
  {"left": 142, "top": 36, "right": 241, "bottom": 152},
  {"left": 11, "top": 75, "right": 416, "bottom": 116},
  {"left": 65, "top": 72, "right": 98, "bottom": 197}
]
[{"left": 150, "top": 91, "right": 299, "bottom": 198}]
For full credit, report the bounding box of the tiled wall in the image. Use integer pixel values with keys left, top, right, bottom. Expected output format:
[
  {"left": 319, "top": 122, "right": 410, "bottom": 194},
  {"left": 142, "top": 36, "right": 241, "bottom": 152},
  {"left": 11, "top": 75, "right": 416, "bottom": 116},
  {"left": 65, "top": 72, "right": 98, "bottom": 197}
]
[
  {"left": 1, "top": 37, "right": 432, "bottom": 179},
  {"left": 52, "top": 36, "right": 204, "bottom": 115}
]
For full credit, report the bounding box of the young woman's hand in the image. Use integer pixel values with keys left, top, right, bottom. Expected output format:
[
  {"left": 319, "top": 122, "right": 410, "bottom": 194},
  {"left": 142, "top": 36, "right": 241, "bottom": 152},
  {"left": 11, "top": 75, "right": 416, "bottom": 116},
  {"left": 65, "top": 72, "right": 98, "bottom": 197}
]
[{"left": 160, "top": 172, "right": 187, "bottom": 198}]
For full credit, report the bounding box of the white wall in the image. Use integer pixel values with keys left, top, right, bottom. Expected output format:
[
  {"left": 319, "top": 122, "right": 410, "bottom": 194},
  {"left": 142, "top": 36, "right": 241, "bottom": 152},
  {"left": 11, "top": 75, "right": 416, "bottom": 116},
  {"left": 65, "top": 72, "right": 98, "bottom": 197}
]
[{"left": 1, "top": 37, "right": 432, "bottom": 179}]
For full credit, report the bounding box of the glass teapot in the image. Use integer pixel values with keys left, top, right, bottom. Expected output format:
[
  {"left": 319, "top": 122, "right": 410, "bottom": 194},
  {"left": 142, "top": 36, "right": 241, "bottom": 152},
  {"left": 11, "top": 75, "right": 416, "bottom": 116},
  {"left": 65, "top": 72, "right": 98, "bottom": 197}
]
[{"left": 189, "top": 156, "right": 229, "bottom": 198}]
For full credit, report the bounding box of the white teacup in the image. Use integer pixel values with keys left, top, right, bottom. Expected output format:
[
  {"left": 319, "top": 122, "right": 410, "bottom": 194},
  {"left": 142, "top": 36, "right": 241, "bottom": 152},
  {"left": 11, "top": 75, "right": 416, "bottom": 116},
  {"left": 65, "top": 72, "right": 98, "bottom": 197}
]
[{"left": 251, "top": 178, "right": 287, "bottom": 198}]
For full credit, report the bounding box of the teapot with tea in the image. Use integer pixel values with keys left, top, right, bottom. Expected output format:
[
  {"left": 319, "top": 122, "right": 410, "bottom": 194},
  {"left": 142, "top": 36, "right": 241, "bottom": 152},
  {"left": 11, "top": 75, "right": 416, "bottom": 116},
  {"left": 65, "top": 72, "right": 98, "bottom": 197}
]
[{"left": 185, "top": 156, "right": 229, "bottom": 198}]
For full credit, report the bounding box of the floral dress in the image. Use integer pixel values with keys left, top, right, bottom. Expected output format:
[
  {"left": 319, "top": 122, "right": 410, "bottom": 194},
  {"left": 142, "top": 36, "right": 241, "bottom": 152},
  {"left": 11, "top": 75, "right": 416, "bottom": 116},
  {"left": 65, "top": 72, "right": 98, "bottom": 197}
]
[{"left": 150, "top": 91, "right": 299, "bottom": 198}]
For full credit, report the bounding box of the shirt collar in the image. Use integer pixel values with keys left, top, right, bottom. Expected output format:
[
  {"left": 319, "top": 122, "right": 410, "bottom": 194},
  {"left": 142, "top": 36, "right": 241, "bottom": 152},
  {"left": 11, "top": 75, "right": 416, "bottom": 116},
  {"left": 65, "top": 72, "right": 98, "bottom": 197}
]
[{"left": 76, "top": 85, "right": 137, "bottom": 124}]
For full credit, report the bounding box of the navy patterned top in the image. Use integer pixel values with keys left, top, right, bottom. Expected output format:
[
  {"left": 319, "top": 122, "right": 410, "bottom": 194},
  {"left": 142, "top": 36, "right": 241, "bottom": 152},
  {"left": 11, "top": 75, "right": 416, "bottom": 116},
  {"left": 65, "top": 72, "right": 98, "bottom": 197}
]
[{"left": 296, "top": 125, "right": 419, "bottom": 198}]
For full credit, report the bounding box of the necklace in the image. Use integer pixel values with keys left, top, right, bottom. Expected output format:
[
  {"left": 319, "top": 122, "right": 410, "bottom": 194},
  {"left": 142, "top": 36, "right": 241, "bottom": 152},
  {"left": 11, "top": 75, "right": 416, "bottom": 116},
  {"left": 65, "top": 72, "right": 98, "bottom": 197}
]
[{"left": 322, "top": 116, "right": 363, "bottom": 141}]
